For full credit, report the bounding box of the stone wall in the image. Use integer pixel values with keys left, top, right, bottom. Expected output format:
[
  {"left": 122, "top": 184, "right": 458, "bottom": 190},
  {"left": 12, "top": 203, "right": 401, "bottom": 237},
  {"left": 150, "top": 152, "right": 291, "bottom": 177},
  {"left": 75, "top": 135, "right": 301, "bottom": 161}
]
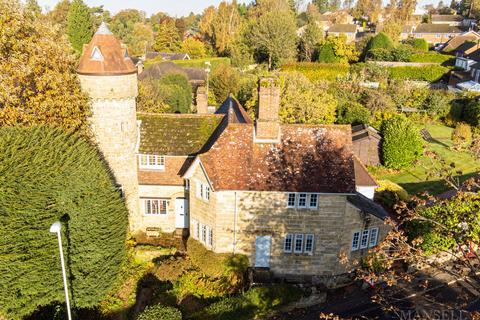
[
  {"left": 188, "top": 164, "right": 390, "bottom": 278},
  {"left": 79, "top": 74, "right": 140, "bottom": 231},
  {"left": 138, "top": 184, "right": 186, "bottom": 233}
]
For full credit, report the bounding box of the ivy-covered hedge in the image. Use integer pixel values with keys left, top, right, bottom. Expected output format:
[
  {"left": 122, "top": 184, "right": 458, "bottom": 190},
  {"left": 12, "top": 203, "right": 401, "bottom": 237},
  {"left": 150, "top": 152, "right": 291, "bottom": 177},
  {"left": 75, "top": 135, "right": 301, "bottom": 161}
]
[
  {"left": 0, "top": 127, "right": 128, "bottom": 319},
  {"left": 381, "top": 115, "right": 424, "bottom": 169},
  {"left": 281, "top": 62, "right": 350, "bottom": 81},
  {"left": 408, "top": 53, "right": 454, "bottom": 64},
  {"left": 137, "top": 305, "right": 182, "bottom": 320},
  {"left": 388, "top": 65, "right": 450, "bottom": 82}
]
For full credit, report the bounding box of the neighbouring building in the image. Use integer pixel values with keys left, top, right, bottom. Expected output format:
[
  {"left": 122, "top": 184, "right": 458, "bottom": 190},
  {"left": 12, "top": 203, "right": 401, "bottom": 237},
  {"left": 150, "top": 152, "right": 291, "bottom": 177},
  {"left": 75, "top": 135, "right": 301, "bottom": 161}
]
[
  {"left": 441, "top": 30, "right": 480, "bottom": 52},
  {"left": 145, "top": 52, "right": 190, "bottom": 61},
  {"left": 412, "top": 24, "right": 465, "bottom": 45},
  {"left": 327, "top": 24, "right": 358, "bottom": 42},
  {"left": 139, "top": 61, "right": 206, "bottom": 92},
  {"left": 78, "top": 23, "right": 390, "bottom": 283},
  {"left": 431, "top": 14, "right": 464, "bottom": 26},
  {"left": 351, "top": 124, "right": 382, "bottom": 166}
]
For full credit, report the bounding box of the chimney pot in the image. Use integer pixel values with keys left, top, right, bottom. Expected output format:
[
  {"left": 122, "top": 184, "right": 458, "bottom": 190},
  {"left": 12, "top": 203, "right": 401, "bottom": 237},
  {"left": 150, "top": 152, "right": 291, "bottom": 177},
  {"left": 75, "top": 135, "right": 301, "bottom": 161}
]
[{"left": 196, "top": 86, "right": 208, "bottom": 114}]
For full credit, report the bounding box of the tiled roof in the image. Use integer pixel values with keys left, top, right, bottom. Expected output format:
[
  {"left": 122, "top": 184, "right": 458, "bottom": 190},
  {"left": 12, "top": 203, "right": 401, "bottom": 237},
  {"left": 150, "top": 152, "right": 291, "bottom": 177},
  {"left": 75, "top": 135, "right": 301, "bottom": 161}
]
[
  {"left": 431, "top": 14, "right": 463, "bottom": 22},
  {"left": 454, "top": 41, "right": 478, "bottom": 54},
  {"left": 139, "top": 61, "right": 205, "bottom": 82},
  {"left": 198, "top": 124, "right": 356, "bottom": 193},
  {"left": 444, "top": 33, "right": 480, "bottom": 52},
  {"left": 215, "top": 96, "right": 253, "bottom": 124},
  {"left": 352, "top": 124, "right": 381, "bottom": 141},
  {"left": 414, "top": 24, "right": 465, "bottom": 34},
  {"left": 77, "top": 22, "right": 136, "bottom": 75},
  {"left": 329, "top": 24, "right": 357, "bottom": 33},
  {"left": 137, "top": 113, "right": 223, "bottom": 156},
  {"left": 347, "top": 193, "right": 388, "bottom": 220},
  {"left": 138, "top": 156, "right": 193, "bottom": 186},
  {"left": 353, "top": 156, "right": 377, "bottom": 187}
]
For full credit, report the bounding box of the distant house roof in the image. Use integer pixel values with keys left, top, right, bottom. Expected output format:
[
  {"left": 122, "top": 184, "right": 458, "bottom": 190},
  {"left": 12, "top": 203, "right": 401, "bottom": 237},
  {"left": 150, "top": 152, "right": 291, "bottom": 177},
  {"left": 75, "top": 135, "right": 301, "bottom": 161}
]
[
  {"left": 414, "top": 24, "right": 465, "bottom": 34},
  {"left": 431, "top": 14, "right": 463, "bottom": 22},
  {"left": 401, "top": 25, "right": 414, "bottom": 34},
  {"left": 194, "top": 124, "right": 356, "bottom": 193},
  {"left": 347, "top": 193, "right": 389, "bottom": 220},
  {"left": 328, "top": 24, "right": 357, "bottom": 33},
  {"left": 77, "top": 22, "right": 136, "bottom": 76},
  {"left": 443, "top": 31, "right": 480, "bottom": 52},
  {"left": 454, "top": 41, "right": 478, "bottom": 54},
  {"left": 139, "top": 61, "right": 206, "bottom": 82},
  {"left": 137, "top": 113, "right": 223, "bottom": 156}
]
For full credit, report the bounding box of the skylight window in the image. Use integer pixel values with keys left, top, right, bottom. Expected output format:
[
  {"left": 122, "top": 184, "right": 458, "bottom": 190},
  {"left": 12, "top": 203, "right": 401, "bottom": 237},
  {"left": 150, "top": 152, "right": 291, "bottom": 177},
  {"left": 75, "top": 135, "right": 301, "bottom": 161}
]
[{"left": 90, "top": 47, "right": 103, "bottom": 61}]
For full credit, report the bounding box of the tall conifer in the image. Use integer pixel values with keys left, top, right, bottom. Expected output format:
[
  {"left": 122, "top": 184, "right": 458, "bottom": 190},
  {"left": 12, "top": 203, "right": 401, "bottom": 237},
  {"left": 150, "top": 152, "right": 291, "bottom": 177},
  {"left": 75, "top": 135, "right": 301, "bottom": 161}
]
[{"left": 66, "top": 0, "right": 94, "bottom": 54}]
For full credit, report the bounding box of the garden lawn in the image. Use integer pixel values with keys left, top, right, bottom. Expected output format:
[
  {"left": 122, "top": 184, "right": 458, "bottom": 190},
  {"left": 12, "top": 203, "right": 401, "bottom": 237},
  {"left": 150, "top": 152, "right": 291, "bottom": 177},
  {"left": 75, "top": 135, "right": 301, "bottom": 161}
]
[{"left": 372, "top": 124, "right": 479, "bottom": 195}]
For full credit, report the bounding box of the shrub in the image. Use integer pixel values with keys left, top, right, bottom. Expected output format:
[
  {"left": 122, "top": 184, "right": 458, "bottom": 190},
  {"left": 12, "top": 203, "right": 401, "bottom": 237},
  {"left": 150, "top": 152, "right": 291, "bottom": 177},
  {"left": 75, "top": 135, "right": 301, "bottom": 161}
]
[
  {"left": 181, "top": 38, "right": 207, "bottom": 59},
  {"left": 452, "top": 122, "right": 472, "bottom": 149},
  {"left": 366, "top": 32, "right": 394, "bottom": 53},
  {"left": 281, "top": 62, "right": 350, "bottom": 81},
  {"left": 337, "top": 101, "right": 371, "bottom": 125},
  {"left": 408, "top": 52, "right": 454, "bottom": 64},
  {"left": 390, "top": 45, "right": 413, "bottom": 62},
  {"left": 375, "top": 180, "right": 409, "bottom": 208},
  {"left": 381, "top": 115, "right": 424, "bottom": 169},
  {"left": 0, "top": 127, "right": 128, "bottom": 319},
  {"left": 366, "top": 48, "right": 393, "bottom": 61},
  {"left": 422, "top": 89, "right": 453, "bottom": 118},
  {"left": 388, "top": 65, "right": 450, "bottom": 82},
  {"left": 210, "top": 63, "right": 240, "bottom": 103},
  {"left": 317, "top": 42, "right": 338, "bottom": 63},
  {"left": 411, "top": 38, "right": 428, "bottom": 52},
  {"left": 464, "top": 99, "right": 480, "bottom": 127},
  {"left": 137, "top": 305, "right": 182, "bottom": 320}
]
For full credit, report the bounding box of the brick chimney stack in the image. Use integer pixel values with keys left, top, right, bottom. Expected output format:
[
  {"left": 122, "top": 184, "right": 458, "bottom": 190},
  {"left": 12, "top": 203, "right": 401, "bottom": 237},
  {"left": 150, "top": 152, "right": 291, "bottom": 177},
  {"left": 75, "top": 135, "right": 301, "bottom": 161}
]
[
  {"left": 255, "top": 78, "right": 280, "bottom": 142},
  {"left": 196, "top": 86, "right": 208, "bottom": 114}
]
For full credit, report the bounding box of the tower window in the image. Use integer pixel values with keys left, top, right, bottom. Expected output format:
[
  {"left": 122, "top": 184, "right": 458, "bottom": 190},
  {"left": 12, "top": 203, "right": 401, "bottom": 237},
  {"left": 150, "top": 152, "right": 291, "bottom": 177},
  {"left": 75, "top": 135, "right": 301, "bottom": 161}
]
[{"left": 90, "top": 46, "right": 104, "bottom": 61}]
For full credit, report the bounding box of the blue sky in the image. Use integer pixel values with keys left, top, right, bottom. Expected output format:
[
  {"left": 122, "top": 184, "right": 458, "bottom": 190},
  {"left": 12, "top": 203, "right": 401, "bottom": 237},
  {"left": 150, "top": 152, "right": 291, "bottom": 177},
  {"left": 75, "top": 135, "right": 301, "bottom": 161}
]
[{"left": 37, "top": 0, "right": 441, "bottom": 17}]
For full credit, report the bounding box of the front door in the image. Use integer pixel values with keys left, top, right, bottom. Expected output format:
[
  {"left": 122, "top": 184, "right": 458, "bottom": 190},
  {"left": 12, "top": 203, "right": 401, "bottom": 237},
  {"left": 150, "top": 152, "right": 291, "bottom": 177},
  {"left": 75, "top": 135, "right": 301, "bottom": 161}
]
[
  {"left": 175, "top": 198, "right": 189, "bottom": 228},
  {"left": 255, "top": 236, "right": 271, "bottom": 268}
]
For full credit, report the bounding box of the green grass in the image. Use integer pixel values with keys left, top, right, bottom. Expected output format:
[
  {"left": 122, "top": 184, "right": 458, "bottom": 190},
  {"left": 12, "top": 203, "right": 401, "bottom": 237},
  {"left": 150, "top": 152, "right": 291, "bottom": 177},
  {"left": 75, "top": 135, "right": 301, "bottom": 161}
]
[
  {"left": 408, "top": 52, "right": 455, "bottom": 65},
  {"left": 372, "top": 124, "right": 479, "bottom": 195}
]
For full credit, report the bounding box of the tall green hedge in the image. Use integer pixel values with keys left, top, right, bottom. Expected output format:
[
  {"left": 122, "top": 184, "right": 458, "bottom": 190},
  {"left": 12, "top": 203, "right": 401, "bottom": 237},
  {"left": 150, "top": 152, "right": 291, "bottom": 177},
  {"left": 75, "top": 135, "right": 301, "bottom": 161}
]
[
  {"left": 411, "top": 38, "right": 429, "bottom": 52},
  {"left": 388, "top": 65, "right": 450, "bottom": 82},
  {"left": 281, "top": 62, "right": 350, "bottom": 81},
  {"left": 381, "top": 115, "right": 424, "bottom": 169},
  {"left": 0, "top": 127, "right": 128, "bottom": 319},
  {"left": 137, "top": 305, "right": 182, "bottom": 320},
  {"left": 366, "top": 32, "right": 394, "bottom": 52}
]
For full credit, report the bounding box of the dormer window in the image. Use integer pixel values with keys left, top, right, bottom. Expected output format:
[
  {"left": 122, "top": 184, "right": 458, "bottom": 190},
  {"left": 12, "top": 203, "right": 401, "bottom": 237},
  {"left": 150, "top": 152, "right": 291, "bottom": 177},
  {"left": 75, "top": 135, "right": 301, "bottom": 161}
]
[
  {"left": 124, "top": 49, "right": 129, "bottom": 59},
  {"left": 138, "top": 154, "right": 165, "bottom": 170},
  {"left": 90, "top": 46, "right": 103, "bottom": 61}
]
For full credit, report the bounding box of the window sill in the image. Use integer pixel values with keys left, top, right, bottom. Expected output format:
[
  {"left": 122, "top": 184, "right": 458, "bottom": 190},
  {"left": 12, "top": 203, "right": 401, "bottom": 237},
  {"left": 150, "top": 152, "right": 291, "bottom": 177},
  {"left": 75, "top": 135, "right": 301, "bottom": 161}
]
[{"left": 143, "top": 214, "right": 168, "bottom": 217}]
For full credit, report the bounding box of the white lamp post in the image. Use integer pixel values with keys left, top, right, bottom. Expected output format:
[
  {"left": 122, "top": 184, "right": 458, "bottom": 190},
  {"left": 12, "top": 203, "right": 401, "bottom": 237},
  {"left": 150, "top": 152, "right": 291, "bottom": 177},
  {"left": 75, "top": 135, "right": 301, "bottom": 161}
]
[
  {"left": 49, "top": 221, "right": 72, "bottom": 320},
  {"left": 205, "top": 61, "right": 211, "bottom": 99}
]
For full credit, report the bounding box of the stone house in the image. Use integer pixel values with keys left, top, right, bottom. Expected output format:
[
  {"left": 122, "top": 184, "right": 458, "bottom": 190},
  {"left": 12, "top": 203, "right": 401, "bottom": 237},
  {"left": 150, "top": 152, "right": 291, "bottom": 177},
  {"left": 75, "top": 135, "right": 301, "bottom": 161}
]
[{"left": 77, "top": 23, "right": 389, "bottom": 282}]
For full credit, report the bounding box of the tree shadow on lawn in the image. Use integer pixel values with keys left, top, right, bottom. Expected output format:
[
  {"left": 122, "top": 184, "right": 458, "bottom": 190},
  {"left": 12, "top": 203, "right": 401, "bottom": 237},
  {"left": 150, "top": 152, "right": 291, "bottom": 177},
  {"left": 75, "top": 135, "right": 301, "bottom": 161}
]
[{"left": 398, "top": 172, "right": 478, "bottom": 196}]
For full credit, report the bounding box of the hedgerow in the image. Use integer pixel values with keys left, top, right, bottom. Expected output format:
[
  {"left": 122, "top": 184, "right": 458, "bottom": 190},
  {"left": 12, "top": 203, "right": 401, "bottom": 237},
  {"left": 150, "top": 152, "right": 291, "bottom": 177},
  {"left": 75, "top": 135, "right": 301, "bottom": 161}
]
[
  {"left": 388, "top": 65, "right": 450, "bottom": 82},
  {"left": 281, "top": 62, "right": 350, "bottom": 81},
  {"left": 137, "top": 305, "right": 182, "bottom": 320},
  {"left": 0, "top": 127, "right": 128, "bottom": 319},
  {"left": 408, "top": 53, "right": 454, "bottom": 64}
]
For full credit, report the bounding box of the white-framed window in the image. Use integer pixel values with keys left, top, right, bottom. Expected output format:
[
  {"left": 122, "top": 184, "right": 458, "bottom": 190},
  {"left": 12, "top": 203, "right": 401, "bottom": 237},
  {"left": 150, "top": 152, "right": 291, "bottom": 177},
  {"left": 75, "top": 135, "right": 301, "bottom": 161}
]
[
  {"left": 283, "top": 234, "right": 293, "bottom": 253},
  {"left": 351, "top": 231, "right": 360, "bottom": 251},
  {"left": 90, "top": 46, "right": 103, "bottom": 60},
  {"left": 287, "top": 193, "right": 296, "bottom": 208},
  {"left": 369, "top": 227, "right": 379, "bottom": 248},
  {"left": 297, "top": 193, "right": 307, "bottom": 208},
  {"left": 143, "top": 198, "right": 168, "bottom": 215},
  {"left": 201, "top": 224, "right": 207, "bottom": 243},
  {"left": 304, "top": 234, "right": 315, "bottom": 254},
  {"left": 204, "top": 185, "right": 210, "bottom": 201},
  {"left": 360, "top": 229, "right": 370, "bottom": 249},
  {"left": 192, "top": 219, "right": 199, "bottom": 239},
  {"left": 138, "top": 154, "right": 165, "bottom": 170},
  {"left": 207, "top": 226, "right": 213, "bottom": 247},
  {"left": 294, "top": 234, "right": 304, "bottom": 253},
  {"left": 309, "top": 194, "right": 318, "bottom": 208}
]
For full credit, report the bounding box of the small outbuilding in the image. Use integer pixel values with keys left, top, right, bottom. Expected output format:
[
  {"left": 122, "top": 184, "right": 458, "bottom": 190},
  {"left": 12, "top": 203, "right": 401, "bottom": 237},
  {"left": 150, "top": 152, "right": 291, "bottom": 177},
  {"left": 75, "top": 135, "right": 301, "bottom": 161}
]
[{"left": 351, "top": 124, "right": 382, "bottom": 166}]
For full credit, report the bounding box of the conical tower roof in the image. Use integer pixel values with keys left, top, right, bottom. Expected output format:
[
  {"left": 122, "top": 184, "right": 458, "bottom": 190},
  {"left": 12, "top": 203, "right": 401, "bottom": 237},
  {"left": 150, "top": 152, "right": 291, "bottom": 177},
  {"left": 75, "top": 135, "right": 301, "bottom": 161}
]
[{"left": 77, "top": 22, "right": 136, "bottom": 76}]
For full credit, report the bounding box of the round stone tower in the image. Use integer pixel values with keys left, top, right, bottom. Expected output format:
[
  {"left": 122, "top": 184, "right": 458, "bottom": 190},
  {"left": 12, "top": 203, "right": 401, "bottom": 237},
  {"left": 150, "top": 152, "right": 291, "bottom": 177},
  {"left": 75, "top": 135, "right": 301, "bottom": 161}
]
[{"left": 77, "top": 22, "right": 140, "bottom": 230}]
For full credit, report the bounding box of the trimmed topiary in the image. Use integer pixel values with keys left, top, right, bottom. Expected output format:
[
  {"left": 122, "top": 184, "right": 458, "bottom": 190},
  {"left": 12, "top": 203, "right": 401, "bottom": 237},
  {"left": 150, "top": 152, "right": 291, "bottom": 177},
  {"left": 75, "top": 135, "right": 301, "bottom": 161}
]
[
  {"left": 317, "top": 43, "right": 338, "bottom": 63},
  {"left": 0, "top": 127, "right": 128, "bottom": 319},
  {"left": 411, "top": 38, "right": 429, "bottom": 52},
  {"left": 366, "top": 32, "right": 394, "bottom": 53},
  {"left": 137, "top": 305, "right": 182, "bottom": 320},
  {"left": 381, "top": 115, "right": 424, "bottom": 169}
]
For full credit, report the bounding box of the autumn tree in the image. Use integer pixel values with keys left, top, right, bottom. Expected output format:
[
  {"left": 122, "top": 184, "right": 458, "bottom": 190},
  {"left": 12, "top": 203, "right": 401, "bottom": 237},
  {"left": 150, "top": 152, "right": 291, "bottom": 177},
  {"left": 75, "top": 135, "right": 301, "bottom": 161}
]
[
  {"left": 210, "top": 63, "right": 240, "bottom": 103},
  {"left": 153, "top": 19, "right": 181, "bottom": 52},
  {"left": 279, "top": 72, "right": 337, "bottom": 124},
  {"left": 66, "top": 0, "right": 94, "bottom": 54},
  {"left": 299, "top": 20, "right": 323, "bottom": 61},
  {"left": 44, "top": 0, "right": 70, "bottom": 32},
  {"left": 318, "top": 35, "right": 359, "bottom": 64},
  {"left": 353, "top": 0, "right": 382, "bottom": 23},
  {"left": 109, "top": 9, "right": 145, "bottom": 47},
  {"left": 181, "top": 38, "right": 207, "bottom": 59},
  {"left": 246, "top": 10, "right": 297, "bottom": 69},
  {"left": 0, "top": 0, "right": 89, "bottom": 131},
  {"left": 25, "top": 0, "right": 42, "bottom": 19}
]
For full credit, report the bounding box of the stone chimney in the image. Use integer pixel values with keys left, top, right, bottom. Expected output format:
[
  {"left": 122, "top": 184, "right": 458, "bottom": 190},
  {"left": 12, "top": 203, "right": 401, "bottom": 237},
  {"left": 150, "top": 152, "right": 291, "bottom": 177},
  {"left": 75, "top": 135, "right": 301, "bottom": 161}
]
[
  {"left": 255, "top": 78, "right": 280, "bottom": 142},
  {"left": 196, "top": 86, "right": 208, "bottom": 114}
]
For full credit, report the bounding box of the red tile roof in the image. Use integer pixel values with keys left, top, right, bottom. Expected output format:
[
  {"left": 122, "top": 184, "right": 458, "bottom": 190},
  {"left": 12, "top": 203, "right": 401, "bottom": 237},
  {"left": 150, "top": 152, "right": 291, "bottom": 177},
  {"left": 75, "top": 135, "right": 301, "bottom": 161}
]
[
  {"left": 198, "top": 124, "right": 356, "bottom": 193},
  {"left": 353, "top": 156, "right": 377, "bottom": 187},
  {"left": 77, "top": 22, "right": 136, "bottom": 76}
]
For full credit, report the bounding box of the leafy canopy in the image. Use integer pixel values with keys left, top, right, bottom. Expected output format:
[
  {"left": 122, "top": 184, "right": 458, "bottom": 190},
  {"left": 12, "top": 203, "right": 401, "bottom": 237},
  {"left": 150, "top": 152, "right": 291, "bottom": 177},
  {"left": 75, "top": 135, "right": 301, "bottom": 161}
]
[
  {"left": 66, "top": 0, "right": 94, "bottom": 54},
  {"left": 0, "top": 127, "right": 128, "bottom": 319},
  {"left": 0, "top": 0, "right": 90, "bottom": 132}
]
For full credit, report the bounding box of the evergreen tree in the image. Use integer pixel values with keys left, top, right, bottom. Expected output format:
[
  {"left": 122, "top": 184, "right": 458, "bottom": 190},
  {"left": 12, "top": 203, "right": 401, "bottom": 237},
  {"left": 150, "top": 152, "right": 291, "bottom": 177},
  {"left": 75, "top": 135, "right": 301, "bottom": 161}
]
[
  {"left": 299, "top": 20, "right": 323, "bottom": 61},
  {"left": 0, "top": 127, "right": 128, "bottom": 319},
  {"left": 66, "top": 0, "right": 94, "bottom": 54},
  {"left": 153, "top": 19, "right": 181, "bottom": 52}
]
